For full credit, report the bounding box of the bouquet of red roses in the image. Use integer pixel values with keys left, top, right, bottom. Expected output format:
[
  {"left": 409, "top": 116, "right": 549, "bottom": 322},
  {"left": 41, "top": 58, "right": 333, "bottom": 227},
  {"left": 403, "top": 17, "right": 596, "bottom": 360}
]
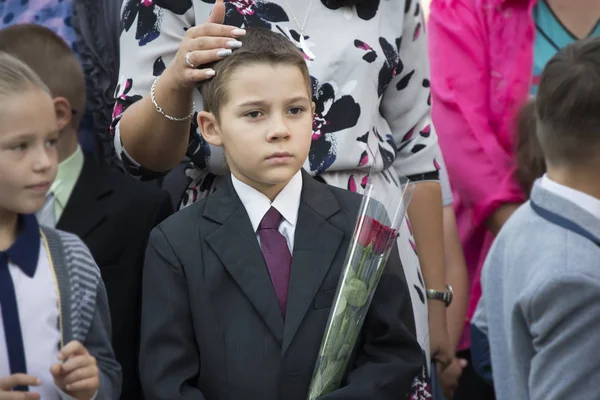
[{"left": 307, "top": 172, "right": 416, "bottom": 399}]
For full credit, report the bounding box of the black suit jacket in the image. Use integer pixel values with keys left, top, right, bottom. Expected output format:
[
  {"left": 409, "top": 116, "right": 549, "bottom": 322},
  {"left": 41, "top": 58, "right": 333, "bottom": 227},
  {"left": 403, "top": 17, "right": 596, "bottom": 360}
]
[
  {"left": 140, "top": 171, "right": 422, "bottom": 400},
  {"left": 57, "top": 153, "right": 173, "bottom": 400}
]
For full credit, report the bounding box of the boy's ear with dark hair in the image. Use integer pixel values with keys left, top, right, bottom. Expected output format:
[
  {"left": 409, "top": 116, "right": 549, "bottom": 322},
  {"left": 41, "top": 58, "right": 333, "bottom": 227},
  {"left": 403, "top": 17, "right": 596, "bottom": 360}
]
[
  {"left": 197, "top": 111, "right": 222, "bottom": 147},
  {"left": 53, "top": 97, "right": 74, "bottom": 131}
]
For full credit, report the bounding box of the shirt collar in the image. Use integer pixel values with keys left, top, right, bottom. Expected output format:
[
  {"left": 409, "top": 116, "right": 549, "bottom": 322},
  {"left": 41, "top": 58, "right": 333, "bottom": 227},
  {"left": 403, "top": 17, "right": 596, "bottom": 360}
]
[
  {"left": 1, "top": 214, "right": 41, "bottom": 277},
  {"left": 540, "top": 175, "right": 600, "bottom": 219},
  {"left": 231, "top": 171, "right": 303, "bottom": 232},
  {"left": 51, "top": 145, "right": 84, "bottom": 209}
]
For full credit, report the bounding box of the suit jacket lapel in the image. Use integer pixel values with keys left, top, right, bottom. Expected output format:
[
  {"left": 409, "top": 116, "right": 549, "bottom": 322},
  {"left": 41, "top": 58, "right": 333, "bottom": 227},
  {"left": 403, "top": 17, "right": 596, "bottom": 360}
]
[
  {"left": 56, "top": 153, "right": 112, "bottom": 239},
  {"left": 204, "top": 176, "right": 285, "bottom": 343},
  {"left": 282, "top": 172, "right": 344, "bottom": 354}
]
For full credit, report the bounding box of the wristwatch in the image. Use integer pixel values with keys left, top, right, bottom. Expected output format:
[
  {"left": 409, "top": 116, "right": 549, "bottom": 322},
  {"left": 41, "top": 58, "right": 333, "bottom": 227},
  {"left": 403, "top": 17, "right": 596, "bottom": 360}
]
[{"left": 426, "top": 285, "right": 453, "bottom": 307}]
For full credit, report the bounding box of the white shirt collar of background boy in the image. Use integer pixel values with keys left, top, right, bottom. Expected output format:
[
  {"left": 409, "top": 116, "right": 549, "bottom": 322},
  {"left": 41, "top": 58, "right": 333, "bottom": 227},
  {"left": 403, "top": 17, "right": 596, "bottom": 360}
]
[{"left": 540, "top": 174, "right": 600, "bottom": 218}]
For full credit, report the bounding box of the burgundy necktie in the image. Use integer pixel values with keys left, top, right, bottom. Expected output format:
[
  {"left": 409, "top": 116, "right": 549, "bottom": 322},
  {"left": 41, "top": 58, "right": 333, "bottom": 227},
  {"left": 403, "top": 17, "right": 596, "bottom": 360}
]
[{"left": 258, "top": 207, "right": 292, "bottom": 317}]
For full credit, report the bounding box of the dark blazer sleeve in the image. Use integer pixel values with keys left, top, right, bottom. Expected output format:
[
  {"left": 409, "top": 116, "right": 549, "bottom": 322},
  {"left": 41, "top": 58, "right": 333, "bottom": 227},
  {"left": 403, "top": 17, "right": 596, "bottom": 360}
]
[
  {"left": 140, "top": 227, "right": 206, "bottom": 400},
  {"left": 319, "top": 245, "right": 423, "bottom": 400},
  {"left": 152, "top": 191, "right": 175, "bottom": 226},
  {"left": 87, "top": 279, "right": 123, "bottom": 399}
]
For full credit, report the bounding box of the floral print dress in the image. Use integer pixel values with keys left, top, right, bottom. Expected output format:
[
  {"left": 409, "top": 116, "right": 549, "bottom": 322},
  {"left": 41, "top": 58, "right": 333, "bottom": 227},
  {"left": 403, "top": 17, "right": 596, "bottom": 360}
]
[{"left": 113, "top": 0, "right": 439, "bottom": 396}]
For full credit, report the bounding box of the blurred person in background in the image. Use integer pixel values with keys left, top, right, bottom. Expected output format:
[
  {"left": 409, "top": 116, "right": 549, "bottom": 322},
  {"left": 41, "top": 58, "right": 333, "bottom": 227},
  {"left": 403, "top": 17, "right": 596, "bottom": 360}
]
[{"left": 428, "top": 0, "right": 600, "bottom": 398}]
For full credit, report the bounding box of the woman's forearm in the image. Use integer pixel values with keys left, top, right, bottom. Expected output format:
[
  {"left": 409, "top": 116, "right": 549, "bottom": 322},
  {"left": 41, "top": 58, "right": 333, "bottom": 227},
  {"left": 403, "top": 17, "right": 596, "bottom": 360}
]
[
  {"left": 408, "top": 181, "right": 446, "bottom": 293},
  {"left": 118, "top": 71, "right": 194, "bottom": 172},
  {"left": 443, "top": 205, "right": 469, "bottom": 352},
  {"left": 408, "top": 181, "right": 451, "bottom": 362}
]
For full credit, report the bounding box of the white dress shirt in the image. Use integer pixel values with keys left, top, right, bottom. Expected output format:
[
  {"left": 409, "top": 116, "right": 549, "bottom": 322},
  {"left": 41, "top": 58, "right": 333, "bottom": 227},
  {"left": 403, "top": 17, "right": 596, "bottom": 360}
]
[
  {"left": 540, "top": 175, "right": 600, "bottom": 218},
  {"left": 0, "top": 241, "right": 64, "bottom": 399},
  {"left": 231, "top": 171, "right": 303, "bottom": 252}
]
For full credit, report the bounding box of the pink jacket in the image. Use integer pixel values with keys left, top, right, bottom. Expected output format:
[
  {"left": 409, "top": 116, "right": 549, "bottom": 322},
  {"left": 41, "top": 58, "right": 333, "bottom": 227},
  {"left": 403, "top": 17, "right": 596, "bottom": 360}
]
[{"left": 428, "top": 0, "right": 537, "bottom": 350}]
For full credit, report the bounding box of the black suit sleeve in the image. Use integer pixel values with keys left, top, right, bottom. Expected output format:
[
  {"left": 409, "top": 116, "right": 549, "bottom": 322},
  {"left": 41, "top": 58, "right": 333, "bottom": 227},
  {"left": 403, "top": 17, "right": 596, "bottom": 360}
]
[
  {"left": 140, "top": 227, "right": 206, "bottom": 400},
  {"left": 319, "top": 245, "right": 423, "bottom": 400}
]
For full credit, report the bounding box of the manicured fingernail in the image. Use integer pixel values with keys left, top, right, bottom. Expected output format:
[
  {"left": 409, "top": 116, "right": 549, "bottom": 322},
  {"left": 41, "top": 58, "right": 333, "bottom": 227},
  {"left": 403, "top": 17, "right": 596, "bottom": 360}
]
[
  {"left": 217, "top": 49, "right": 232, "bottom": 57},
  {"left": 231, "top": 28, "right": 246, "bottom": 36},
  {"left": 205, "top": 69, "right": 216, "bottom": 77},
  {"left": 226, "top": 40, "right": 243, "bottom": 49},
  {"left": 36, "top": 378, "right": 41, "bottom": 385},
  {"left": 57, "top": 353, "right": 64, "bottom": 360}
]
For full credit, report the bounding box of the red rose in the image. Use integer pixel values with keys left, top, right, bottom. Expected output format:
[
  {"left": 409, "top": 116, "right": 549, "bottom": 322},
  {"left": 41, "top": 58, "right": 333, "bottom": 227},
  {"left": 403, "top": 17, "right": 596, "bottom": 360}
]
[{"left": 356, "top": 216, "right": 398, "bottom": 254}]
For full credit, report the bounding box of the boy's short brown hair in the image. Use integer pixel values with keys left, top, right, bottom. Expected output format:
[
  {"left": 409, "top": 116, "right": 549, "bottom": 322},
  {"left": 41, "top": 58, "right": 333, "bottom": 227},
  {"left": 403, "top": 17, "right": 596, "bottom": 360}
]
[
  {"left": 0, "top": 24, "right": 85, "bottom": 126},
  {"left": 536, "top": 36, "right": 600, "bottom": 167},
  {"left": 515, "top": 99, "right": 546, "bottom": 196},
  {"left": 200, "top": 28, "right": 311, "bottom": 118}
]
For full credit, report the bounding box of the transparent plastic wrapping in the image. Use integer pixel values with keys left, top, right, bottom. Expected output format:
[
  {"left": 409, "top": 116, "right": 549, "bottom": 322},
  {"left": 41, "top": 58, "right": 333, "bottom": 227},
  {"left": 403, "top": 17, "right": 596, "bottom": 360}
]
[{"left": 307, "top": 162, "right": 416, "bottom": 399}]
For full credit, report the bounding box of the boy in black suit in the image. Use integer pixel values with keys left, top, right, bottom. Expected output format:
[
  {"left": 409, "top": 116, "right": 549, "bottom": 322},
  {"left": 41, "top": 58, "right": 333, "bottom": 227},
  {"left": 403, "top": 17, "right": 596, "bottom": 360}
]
[
  {"left": 140, "top": 28, "right": 422, "bottom": 400},
  {"left": 0, "top": 24, "right": 173, "bottom": 399}
]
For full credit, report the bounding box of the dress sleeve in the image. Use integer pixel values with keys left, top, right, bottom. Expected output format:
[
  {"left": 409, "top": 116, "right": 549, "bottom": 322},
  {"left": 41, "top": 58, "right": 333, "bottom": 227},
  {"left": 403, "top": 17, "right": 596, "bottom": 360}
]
[
  {"left": 436, "top": 149, "right": 454, "bottom": 207},
  {"left": 380, "top": 0, "right": 441, "bottom": 181},
  {"left": 427, "top": 0, "right": 525, "bottom": 227},
  {"left": 110, "top": 1, "right": 198, "bottom": 181}
]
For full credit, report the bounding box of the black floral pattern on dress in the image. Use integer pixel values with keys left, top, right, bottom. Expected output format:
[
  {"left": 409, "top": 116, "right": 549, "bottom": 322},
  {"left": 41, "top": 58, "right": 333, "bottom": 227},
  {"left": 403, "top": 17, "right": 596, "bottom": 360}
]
[
  {"left": 357, "top": 36, "right": 417, "bottom": 98},
  {"left": 276, "top": 26, "right": 314, "bottom": 61},
  {"left": 309, "top": 77, "right": 361, "bottom": 174},
  {"left": 422, "top": 78, "right": 432, "bottom": 106},
  {"left": 377, "top": 37, "right": 402, "bottom": 97},
  {"left": 122, "top": 0, "right": 193, "bottom": 46},
  {"left": 354, "top": 40, "right": 378, "bottom": 63},
  {"left": 410, "top": 351, "right": 433, "bottom": 399},
  {"left": 411, "top": 144, "right": 426, "bottom": 154},
  {"left": 321, "top": 0, "right": 380, "bottom": 21},
  {"left": 346, "top": 173, "right": 369, "bottom": 193},
  {"left": 153, "top": 56, "right": 167, "bottom": 76},
  {"left": 373, "top": 127, "right": 396, "bottom": 169},
  {"left": 187, "top": 115, "right": 212, "bottom": 170},
  {"left": 111, "top": 77, "right": 169, "bottom": 181},
  {"left": 111, "top": 78, "right": 142, "bottom": 136},
  {"left": 223, "top": 0, "right": 289, "bottom": 30}
]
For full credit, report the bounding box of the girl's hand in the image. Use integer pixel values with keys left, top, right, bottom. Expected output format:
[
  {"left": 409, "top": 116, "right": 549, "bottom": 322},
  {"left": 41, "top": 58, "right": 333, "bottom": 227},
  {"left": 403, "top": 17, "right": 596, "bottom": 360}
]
[
  {"left": 0, "top": 374, "right": 41, "bottom": 400},
  {"left": 51, "top": 341, "right": 98, "bottom": 400}
]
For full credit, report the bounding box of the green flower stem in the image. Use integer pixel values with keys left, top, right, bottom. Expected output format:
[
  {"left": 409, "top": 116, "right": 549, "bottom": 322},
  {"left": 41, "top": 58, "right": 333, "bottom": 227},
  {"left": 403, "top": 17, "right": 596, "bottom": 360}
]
[
  {"left": 356, "top": 243, "right": 372, "bottom": 278},
  {"left": 368, "top": 256, "right": 386, "bottom": 291},
  {"left": 339, "top": 315, "right": 349, "bottom": 342}
]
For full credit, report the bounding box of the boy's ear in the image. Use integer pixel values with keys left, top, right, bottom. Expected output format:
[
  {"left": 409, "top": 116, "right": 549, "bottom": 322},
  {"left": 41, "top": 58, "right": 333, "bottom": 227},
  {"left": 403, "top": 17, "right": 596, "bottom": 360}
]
[
  {"left": 197, "top": 111, "right": 222, "bottom": 146},
  {"left": 311, "top": 101, "right": 316, "bottom": 115},
  {"left": 53, "top": 97, "right": 73, "bottom": 131}
]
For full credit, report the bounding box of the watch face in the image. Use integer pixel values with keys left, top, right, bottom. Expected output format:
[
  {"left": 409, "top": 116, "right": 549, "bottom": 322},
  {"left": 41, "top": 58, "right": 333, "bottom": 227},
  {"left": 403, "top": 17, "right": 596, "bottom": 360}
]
[{"left": 446, "top": 285, "right": 453, "bottom": 306}]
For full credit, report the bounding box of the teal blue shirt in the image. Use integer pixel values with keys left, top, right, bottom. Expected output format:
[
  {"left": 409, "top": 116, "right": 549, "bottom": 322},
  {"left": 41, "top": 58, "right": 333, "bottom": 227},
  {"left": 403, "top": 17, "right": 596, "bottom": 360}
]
[{"left": 532, "top": 0, "right": 600, "bottom": 94}]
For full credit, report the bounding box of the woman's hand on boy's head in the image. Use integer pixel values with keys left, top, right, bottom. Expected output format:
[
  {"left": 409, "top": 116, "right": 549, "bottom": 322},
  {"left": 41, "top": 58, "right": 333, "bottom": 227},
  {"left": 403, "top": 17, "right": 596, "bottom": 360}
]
[
  {"left": 50, "top": 341, "right": 98, "bottom": 400},
  {"left": 0, "top": 374, "right": 41, "bottom": 399},
  {"left": 163, "top": 0, "right": 245, "bottom": 91}
]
